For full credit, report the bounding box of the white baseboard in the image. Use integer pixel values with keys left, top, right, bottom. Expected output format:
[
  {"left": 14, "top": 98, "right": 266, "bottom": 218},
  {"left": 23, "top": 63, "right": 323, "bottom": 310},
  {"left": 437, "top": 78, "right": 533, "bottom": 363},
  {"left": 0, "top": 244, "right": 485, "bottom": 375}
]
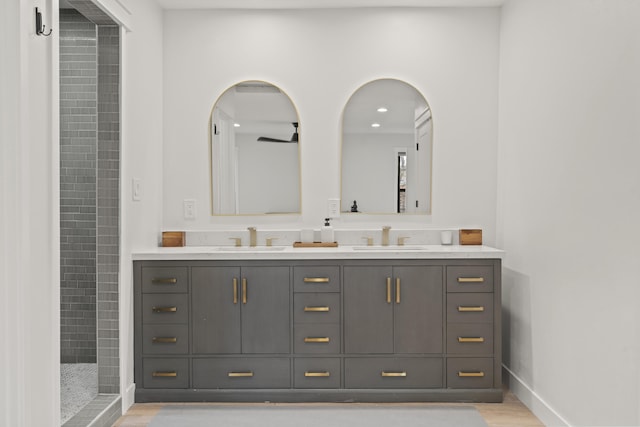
[
  {"left": 503, "top": 365, "right": 571, "bottom": 427},
  {"left": 121, "top": 382, "right": 136, "bottom": 414}
]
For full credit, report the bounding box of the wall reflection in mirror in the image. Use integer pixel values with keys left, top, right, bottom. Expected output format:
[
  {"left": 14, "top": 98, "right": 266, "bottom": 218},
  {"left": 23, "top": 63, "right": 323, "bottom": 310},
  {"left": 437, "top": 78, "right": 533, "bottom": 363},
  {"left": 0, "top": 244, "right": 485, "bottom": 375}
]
[
  {"left": 341, "top": 79, "right": 432, "bottom": 214},
  {"left": 210, "top": 81, "right": 300, "bottom": 215}
]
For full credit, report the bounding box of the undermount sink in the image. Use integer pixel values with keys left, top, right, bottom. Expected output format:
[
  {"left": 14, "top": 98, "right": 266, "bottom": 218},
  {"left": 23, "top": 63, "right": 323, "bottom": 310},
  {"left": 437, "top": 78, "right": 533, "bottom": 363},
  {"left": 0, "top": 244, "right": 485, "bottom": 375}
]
[
  {"left": 214, "top": 246, "right": 287, "bottom": 252},
  {"left": 352, "top": 245, "right": 440, "bottom": 251}
]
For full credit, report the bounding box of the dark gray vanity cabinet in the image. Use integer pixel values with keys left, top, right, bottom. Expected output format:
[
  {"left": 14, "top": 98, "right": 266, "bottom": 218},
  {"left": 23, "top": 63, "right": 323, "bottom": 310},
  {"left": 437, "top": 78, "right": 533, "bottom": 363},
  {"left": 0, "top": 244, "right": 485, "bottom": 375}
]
[
  {"left": 134, "top": 258, "right": 501, "bottom": 403},
  {"left": 191, "top": 266, "right": 290, "bottom": 354},
  {"left": 344, "top": 265, "right": 442, "bottom": 354}
]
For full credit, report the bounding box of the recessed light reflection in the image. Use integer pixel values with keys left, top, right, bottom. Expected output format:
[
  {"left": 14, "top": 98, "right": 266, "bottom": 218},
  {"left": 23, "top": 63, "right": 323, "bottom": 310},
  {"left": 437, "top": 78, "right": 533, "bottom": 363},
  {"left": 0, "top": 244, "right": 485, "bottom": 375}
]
[
  {"left": 233, "top": 123, "right": 240, "bottom": 127},
  {"left": 377, "top": 107, "right": 388, "bottom": 113},
  {"left": 371, "top": 123, "right": 381, "bottom": 128}
]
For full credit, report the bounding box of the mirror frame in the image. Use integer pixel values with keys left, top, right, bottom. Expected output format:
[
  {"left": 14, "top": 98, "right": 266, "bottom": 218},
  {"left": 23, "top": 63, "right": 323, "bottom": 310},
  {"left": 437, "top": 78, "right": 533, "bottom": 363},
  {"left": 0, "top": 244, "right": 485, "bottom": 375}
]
[
  {"left": 340, "top": 78, "right": 433, "bottom": 216},
  {"left": 208, "top": 80, "right": 302, "bottom": 216}
]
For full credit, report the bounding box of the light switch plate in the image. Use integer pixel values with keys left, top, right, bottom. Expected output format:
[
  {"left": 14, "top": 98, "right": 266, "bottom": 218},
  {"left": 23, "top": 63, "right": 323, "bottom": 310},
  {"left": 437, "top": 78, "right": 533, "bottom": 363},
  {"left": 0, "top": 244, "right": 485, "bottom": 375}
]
[
  {"left": 328, "top": 198, "right": 340, "bottom": 218},
  {"left": 132, "top": 177, "right": 142, "bottom": 201}
]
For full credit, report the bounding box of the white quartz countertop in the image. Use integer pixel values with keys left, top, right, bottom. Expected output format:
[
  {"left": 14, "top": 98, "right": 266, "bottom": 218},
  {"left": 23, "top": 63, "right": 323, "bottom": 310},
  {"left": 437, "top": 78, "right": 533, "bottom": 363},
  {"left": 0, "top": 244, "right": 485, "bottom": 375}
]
[{"left": 132, "top": 245, "right": 504, "bottom": 261}]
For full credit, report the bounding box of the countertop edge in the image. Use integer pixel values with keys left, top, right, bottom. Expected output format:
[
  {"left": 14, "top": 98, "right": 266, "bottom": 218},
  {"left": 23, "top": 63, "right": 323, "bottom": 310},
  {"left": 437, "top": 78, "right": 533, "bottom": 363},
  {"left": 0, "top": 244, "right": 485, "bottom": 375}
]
[{"left": 131, "top": 245, "right": 505, "bottom": 261}]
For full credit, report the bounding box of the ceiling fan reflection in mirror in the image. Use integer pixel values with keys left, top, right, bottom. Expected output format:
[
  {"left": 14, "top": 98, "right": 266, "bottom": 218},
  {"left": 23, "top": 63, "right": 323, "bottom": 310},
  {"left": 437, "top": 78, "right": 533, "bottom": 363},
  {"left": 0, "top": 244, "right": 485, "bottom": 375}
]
[{"left": 257, "top": 122, "right": 299, "bottom": 143}]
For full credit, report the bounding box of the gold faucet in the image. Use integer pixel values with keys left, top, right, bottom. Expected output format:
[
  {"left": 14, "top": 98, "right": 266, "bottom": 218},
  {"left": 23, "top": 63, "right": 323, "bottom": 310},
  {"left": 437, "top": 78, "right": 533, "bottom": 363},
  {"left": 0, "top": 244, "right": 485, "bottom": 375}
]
[
  {"left": 382, "top": 226, "right": 391, "bottom": 246},
  {"left": 248, "top": 227, "right": 257, "bottom": 247}
]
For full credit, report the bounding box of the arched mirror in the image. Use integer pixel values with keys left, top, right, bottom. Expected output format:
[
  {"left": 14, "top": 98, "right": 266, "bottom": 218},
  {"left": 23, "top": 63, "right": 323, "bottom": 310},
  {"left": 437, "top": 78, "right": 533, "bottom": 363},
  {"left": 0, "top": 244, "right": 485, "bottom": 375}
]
[
  {"left": 341, "top": 79, "right": 432, "bottom": 214},
  {"left": 210, "top": 81, "right": 300, "bottom": 215}
]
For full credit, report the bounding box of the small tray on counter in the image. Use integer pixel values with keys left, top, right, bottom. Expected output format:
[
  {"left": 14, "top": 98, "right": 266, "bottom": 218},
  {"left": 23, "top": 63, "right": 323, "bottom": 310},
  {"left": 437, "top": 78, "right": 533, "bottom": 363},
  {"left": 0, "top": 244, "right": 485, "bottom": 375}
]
[{"left": 293, "top": 242, "right": 338, "bottom": 248}]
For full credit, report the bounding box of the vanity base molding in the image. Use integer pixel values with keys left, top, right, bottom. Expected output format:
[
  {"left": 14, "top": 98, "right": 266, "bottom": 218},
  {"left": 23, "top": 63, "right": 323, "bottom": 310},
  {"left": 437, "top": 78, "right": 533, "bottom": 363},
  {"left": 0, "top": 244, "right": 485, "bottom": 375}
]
[
  {"left": 134, "top": 388, "right": 503, "bottom": 403},
  {"left": 134, "top": 258, "right": 501, "bottom": 403}
]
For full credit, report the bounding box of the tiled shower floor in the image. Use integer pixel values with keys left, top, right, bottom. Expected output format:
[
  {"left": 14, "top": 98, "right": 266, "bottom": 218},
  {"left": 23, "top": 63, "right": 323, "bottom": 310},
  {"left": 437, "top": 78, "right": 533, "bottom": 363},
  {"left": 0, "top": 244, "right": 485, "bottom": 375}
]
[{"left": 61, "top": 363, "right": 98, "bottom": 424}]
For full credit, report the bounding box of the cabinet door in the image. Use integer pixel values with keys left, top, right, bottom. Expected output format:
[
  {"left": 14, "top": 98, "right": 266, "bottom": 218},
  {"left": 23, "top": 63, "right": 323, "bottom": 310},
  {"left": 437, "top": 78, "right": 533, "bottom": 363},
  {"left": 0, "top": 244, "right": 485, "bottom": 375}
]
[
  {"left": 393, "top": 266, "right": 443, "bottom": 354},
  {"left": 192, "top": 267, "right": 241, "bottom": 354},
  {"left": 344, "top": 266, "right": 394, "bottom": 354},
  {"left": 241, "top": 266, "right": 290, "bottom": 354}
]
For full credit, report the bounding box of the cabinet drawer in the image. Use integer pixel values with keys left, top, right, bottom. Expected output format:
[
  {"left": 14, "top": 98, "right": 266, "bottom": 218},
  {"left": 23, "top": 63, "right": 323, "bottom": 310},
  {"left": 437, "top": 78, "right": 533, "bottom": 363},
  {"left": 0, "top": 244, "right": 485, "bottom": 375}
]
[
  {"left": 294, "top": 324, "right": 341, "bottom": 354},
  {"left": 142, "top": 266, "right": 188, "bottom": 293},
  {"left": 142, "top": 324, "right": 189, "bottom": 355},
  {"left": 447, "top": 266, "right": 493, "bottom": 293},
  {"left": 344, "top": 357, "right": 443, "bottom": 389},
  {"left": 294, "top": 358, "right": 341, "bottom": 389},
  {"left": 294, "top": 293, "right": 340, "bottom": 324},
  {"left": 447, "top": 358, "right": 494, "bottom": 389},
  {"left": 447, "top": 293, "right": 494, "bottom": 323},
  {"left": 294, "top": 266, "right": 340, "bottom": 293},
  {"left": 447, "top": 324, "right": 494, "bottom": 355},
  {"left": 193, "top": 358, "right": 290, "bottom": 389},
  {"left": 142, "top": 294, "right": 188, "bottom": 324},
  {"left": 142, "top": 358, "right": 189, "bottom": 389}
]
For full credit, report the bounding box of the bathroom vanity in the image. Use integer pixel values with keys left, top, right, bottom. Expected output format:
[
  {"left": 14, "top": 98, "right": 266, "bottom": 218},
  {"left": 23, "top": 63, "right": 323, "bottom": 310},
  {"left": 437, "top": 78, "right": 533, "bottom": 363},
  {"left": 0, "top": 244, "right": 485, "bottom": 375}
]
[{"left": 133, "top": 246, "right": 503, "bottom": 403}]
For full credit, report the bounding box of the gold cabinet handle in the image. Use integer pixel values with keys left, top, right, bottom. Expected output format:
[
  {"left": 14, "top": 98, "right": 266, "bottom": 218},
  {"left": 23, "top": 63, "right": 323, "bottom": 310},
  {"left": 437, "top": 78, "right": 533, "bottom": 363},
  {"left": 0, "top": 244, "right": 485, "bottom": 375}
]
[
  {"left": 386, "top": 278, "right": 392, "bottom": 303},
  {"left": 457, "top": 277, "right": 484, "bottom": 283},
  {"left": 458, "top": 371, "right": 485, "bottom": 378},
  {"left": 152, "top": 337, "right": 177, "bottom": 344},
  {"left": 304, "top": 337, "right": 330, "bottom": 343},
  {"left": 381, "top": 371, "right": 407, "bottom": 377},
  {"left": 303, "top": 277, "right": 330, "bottom": 283},
  {"left": 228, "top": 372, "right": 253, "bottom": 378},
  {"left": 152, "top": 306, "right": 177, "bottom": 313},
  {"left": 152, "top": 371, "right": 177, "bottom": 378},
  {"left": 458, "top": 337, "right": 485, "bottom": 343},
  {"left": 242, "top": 278, "right": 247, "bottom": 304},
  {"left": 395, "top": 278, "right": 401, "bottom": 304},
  {"left": 152, "top": 277, "right": 177, "bottom": 284},
  {"left": 458, "top": 306, "right": 485, "bottom": 312},
  {"left": 304, "top": 306, "right": 330, "bottom": 312},
  {"left": 233, "top": 278, "right": 238, "bottom": 304},
  {"left": 305, "top": 371, "right": 331, "bottom": 377}
]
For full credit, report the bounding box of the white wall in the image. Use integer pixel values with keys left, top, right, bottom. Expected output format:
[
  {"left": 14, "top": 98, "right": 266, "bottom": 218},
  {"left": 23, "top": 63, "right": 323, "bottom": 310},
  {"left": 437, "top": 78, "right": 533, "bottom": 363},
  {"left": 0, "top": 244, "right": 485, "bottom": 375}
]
[
  {"left": 1, "top": 1, "right": 59, "bottom": 425},
  {"left": 119, "top": 0, "right": 165, "bottom": 411},
  {"left": 497, "top": 0, "right": 640, "bottom": 425},
  {"left": 162, "top": 8, "right": 500, "bottom": 242}
]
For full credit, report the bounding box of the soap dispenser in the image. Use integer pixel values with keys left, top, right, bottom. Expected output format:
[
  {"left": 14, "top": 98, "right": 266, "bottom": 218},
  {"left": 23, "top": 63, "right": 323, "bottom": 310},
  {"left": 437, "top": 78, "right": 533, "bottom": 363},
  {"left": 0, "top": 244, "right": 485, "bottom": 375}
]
[{"left": 321, "top": 218, "right": 334, "bottom": 243}]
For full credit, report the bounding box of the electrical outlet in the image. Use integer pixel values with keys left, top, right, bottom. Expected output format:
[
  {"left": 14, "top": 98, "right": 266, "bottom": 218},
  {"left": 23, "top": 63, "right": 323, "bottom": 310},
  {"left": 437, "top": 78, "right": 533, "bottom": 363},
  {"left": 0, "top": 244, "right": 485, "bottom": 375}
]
[
  {"left": 328, "top": 198, "right": 340, "bottom": 218},
  {"left": 183, "top": 199, "right": 196, "bottom": 219}
]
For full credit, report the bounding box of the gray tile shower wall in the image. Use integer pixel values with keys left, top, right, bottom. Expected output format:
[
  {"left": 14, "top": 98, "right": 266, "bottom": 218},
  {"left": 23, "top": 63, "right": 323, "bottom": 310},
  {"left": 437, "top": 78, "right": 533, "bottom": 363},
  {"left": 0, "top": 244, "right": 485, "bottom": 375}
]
[
  {"left": 96, "top": 25, "right": 120, "bottom": 394},
  {"left": 59, "top": 12, "right": 121, "bottom": 395},
  {"left": 60, "top": 9, "right": 98, "bottom": 364}
]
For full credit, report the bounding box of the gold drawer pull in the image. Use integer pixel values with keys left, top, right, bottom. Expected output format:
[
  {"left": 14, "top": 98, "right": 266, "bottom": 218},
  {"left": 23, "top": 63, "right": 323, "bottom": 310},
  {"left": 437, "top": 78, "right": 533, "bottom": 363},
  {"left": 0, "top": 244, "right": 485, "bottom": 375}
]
[
  {"left": 152, "top": 306, "right": 177, "bottom": 313},
  {"left": 152, "top": 337, "right": 177, "bottom": 344},
  {"left": 304, "top": 306, "right": 330, "bottom": 312},
  {"left": 305, "top": 371, "right": 331, "bottom": 377},
  {"left": 458, "top": 337, "right": 485, "bottom": 343},
  {"left": 242, "top": 278, "right": 247, "bottom": 304},
  {"left": 228, "top": 372, "right": 254, "bottom": 378},
  {"left": 381, "top": 371, "right": 407, "bottom": 377},
  {"left": 304, "top": 337, "right": 330, "bottom": 343},
  {"left": 458, "top": 371, "right": 485, "bottom": 378},
  {"left": 304, "top": 277, "right": 330, "bottom": 283},
  {"left": 386, "top": 278, "right": 392, "bottom": 303},
  {"left": 152, "top": 371, "right": 177, "bottom": 378},
  {"left": 152, "top": 277, "right": 177, "bottom": 284},
  {"left": 458, "top": 306, "right": 485, "bottom": 312},
  {"left": 233, "top": 278, "right": 238, "bottom": 304},
  {"left": 457, "top": 277, "right": 484, "bottom": 283}
]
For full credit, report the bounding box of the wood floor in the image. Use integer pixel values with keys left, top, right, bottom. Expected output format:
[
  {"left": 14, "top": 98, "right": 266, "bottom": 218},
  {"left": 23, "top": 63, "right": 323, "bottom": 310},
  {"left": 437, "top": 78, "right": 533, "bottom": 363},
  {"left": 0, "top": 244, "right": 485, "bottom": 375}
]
[{"left": 113, "top": 388, "right": 544, "bottom": 427}]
